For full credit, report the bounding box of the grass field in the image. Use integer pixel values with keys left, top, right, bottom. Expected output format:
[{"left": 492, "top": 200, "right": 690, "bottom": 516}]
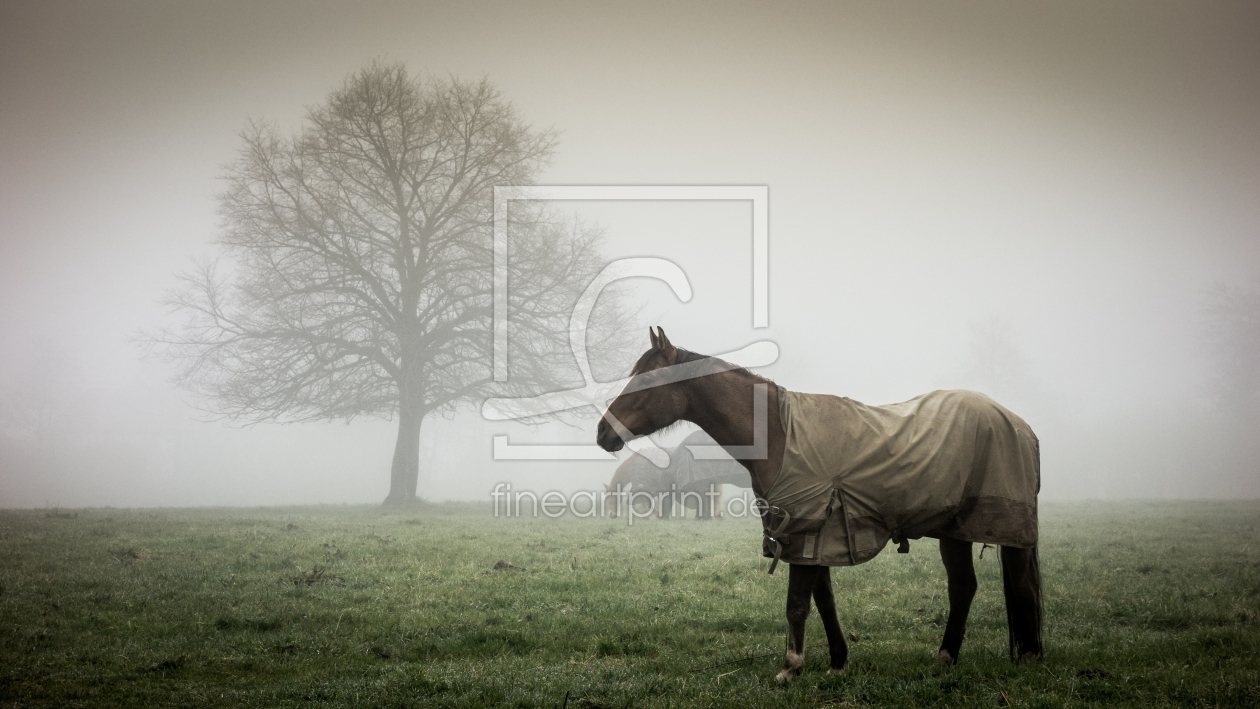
[{"left": 1, "top": 500, "right": 1257, "bottom": 707}]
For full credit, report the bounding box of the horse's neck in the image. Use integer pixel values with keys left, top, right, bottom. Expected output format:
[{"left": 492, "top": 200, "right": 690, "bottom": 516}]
[{"left": 684, "top": 370, "right": 784, "bottom": 498}]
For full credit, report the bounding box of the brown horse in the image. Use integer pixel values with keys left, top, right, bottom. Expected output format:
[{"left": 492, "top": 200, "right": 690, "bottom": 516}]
[{"left": 596, "top": 327, "right": 1043, "bottom": 681}]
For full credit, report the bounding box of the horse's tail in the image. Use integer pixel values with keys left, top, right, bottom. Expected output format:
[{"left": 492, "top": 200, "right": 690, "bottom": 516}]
[{"left": 999, "top": 544, "right": 1043, "bottom": 661}]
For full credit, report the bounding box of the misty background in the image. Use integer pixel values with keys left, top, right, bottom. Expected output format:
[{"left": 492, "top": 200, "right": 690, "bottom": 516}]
[{"left": 1, "top": 0, "right": 1257, "bottom": 508}]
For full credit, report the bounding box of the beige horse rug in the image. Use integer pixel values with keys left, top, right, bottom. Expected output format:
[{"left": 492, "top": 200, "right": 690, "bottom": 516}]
[{"left": 761, "top": 388, "right": 1039, "bottom": 571}]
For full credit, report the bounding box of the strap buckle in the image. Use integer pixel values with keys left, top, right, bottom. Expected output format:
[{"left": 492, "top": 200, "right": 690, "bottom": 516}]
[{"left": 761, "top": 506, "right": 792, "bottom": 575}]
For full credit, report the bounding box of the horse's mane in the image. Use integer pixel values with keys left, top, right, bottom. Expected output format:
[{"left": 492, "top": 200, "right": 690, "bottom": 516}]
[{"left": 634, "top": 346, "right": 776, "bottom": 387}]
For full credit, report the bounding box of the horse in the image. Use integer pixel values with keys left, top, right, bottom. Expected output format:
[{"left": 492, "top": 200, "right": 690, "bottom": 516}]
[
  {"left": 605, "top": 452, "right": 673, "bottom": 519},
  {"left": 596, "top": 327, "right": 1043, "bottom": 681},
  {"left": 606, "top": 432, "right": 744, "bottom": 519},
  {"left": 671, "top": 429, "right": 754, "bottom": 520}
]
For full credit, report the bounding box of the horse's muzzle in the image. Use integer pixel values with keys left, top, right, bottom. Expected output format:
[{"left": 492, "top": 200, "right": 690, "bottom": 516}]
[{"left": 596, "top": 419, "right": 624, "bottom": 452}]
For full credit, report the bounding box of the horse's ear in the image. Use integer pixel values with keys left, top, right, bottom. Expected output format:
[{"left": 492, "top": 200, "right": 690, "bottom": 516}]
[
  {"left": 656, "top": 327, "right": 677, "bottom": 364},
  {"left": 648, "top": 327, "right": 659, "bottom": 349}
]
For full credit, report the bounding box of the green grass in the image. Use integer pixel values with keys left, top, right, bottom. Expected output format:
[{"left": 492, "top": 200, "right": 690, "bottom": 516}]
[{"left": 1, "top": 500, "right": 1257, "bottom": 707}]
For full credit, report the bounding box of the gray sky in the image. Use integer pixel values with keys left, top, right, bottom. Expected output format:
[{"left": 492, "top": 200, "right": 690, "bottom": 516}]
[{"left": 1, "top": 1, "right": 1258, "bottom": 506}]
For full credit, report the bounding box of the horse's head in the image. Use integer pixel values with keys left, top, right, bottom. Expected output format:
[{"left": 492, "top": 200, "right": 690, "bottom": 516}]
[{"left": 597, "top": 327, "right": 689, "bottom": 452}]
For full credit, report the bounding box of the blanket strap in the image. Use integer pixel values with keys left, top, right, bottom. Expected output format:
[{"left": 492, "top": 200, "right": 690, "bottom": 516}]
[
  {"left": 764, "top": 509, "right": 792, "bottom": 575},
  {"left": 891, "top": 531, "right": 910, "bottom": 554}
]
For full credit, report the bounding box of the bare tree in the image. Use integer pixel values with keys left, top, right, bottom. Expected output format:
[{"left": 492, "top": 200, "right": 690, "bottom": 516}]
[
  {"left": 963, "top": 314, "right": 1031, "bottom": 404},
  {"left": 0, "top": 341, "right": 76, "bottom": 445},
  {"left": 150, "top": 62, "right": 632, "bottom": 504},
  {"left": 1203, "top": 280, "right": 1260, "bottom": 422}
]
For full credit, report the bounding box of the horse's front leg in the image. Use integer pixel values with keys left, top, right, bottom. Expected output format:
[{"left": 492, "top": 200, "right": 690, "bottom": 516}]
[
  {"left": 812, "top": 566, "right": 848, "bottom": 672},
  {"left": 776, "top": 564, "right": 821, "bottom": 682}
]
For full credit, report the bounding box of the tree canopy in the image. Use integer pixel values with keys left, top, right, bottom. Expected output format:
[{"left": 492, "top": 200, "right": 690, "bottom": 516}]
[{"left": 153, "top": 62, "right": 631, "bottom": 503}]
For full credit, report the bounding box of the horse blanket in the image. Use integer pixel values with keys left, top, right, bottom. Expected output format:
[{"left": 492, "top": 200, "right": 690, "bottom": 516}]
[{"left": 761, "top": 388, "right": 1039, "bottom": 569}]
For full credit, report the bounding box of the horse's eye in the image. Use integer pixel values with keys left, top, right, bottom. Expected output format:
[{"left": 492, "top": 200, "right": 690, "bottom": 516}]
[{"left": 629, "top": 371, "right": 657, "bottom": 392}]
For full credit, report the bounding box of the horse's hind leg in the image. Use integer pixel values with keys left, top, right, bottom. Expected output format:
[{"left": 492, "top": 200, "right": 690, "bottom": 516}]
[
  {"left": 937, "top": 537, "right": 977, "bottom": 665},
  {"left": 776, "top": 564, "right": 821, "bottom": 682},
  {"left": 1000, "top": 545, "right": 1043, "bottom": 663},
  {"left": 812, "top": 567, "right": 848, "bottom": 672}
]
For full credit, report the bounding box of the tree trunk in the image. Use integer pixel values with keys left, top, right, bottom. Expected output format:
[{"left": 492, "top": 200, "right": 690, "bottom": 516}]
[{"left": 384, "top": 406, "right": 423, "bottom": 505}]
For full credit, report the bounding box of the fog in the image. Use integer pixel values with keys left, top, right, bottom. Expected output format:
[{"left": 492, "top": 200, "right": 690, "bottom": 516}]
[{"left": 2, "top": 0, "right": 1258, "bottom": 508}]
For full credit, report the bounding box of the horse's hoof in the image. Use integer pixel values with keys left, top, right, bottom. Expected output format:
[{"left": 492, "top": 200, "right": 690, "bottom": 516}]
[
  {"left": 1018, "top": 651, "right": 1042, "bottom": 665},
  {"left": 826, "top": 665, "right": 846, "bottom": 675},
  {"left": 774, "top": 669, "right": 798, "bottom": 683},
  {"left": 936, "top": 649, "right": 956, "bottom": 666}
]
